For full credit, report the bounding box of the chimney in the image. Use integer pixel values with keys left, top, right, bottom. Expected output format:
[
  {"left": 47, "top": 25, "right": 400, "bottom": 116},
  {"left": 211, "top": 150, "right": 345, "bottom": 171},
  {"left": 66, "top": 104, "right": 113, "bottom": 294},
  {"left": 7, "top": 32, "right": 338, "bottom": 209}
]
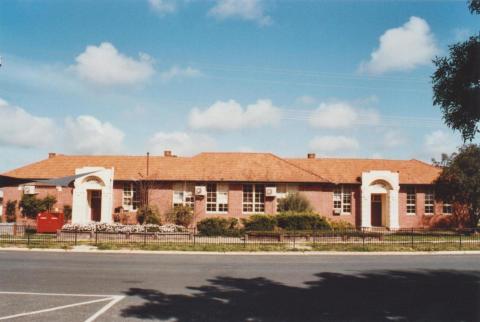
[
  {"left": 164, "top": 150, "right": 172, "bottom": 157},
  {"left": 48, "top": 152, "right": 57, "bottom": 159},
  {"left": 307, "top": 153, "right": 316, "bottom": 159}
]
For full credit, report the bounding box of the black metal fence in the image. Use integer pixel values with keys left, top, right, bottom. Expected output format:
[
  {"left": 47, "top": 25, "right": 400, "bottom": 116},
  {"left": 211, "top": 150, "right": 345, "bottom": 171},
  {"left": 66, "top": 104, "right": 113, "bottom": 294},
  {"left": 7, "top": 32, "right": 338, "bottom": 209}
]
[{"left": 1, "top": 224, "right": 479, "bottom": 251}]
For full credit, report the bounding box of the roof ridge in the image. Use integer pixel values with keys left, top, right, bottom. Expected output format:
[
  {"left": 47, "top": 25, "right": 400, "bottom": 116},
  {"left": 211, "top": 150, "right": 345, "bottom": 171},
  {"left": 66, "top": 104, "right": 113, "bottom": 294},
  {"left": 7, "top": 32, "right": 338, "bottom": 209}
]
[{"left": 268, "top": 153, "right": 331, "bottom": 183}]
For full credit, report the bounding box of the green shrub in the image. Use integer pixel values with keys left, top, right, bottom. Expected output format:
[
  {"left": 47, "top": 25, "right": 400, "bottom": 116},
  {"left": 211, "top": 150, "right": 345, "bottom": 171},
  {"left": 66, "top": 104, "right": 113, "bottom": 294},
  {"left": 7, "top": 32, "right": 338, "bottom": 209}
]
[
  {"left": 197, "top": 217, "right": 241, "bottom": 236},
  {"left": 63, "top": 205, "right": 72, "bottom": 221},
  {"left": 19, "top": 194, "right": 58, "bottom": 219},
  {"left": 241, "top": 214, "right": 277, "bottom": 231},
  {"left": 136, "top": 205, "right": 161, "bottom": 225},
  {"left": 277, "top": 193, "right": 312, "bottom": 213},
  {"left": 6, "top": 200, "right": 17, "bottom": 222},
  {"left": 42, "top": 195, "right": 57, "bottom": 212},
  {"left": 166, "top": 205, "right": 194, "bottom": 227},
  {"left": 276, "top": 212, "right": 330, "bottom": 230},
  {"left": 328, "top": 219, "right": 355, "bottom": 230}
]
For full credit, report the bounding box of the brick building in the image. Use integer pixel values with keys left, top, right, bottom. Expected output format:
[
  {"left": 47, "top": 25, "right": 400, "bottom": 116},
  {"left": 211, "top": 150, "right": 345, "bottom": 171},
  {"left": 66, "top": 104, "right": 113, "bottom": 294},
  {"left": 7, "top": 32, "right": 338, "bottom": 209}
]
[{"left": 0, "top": 151, "right": 450, "bottom": 229}]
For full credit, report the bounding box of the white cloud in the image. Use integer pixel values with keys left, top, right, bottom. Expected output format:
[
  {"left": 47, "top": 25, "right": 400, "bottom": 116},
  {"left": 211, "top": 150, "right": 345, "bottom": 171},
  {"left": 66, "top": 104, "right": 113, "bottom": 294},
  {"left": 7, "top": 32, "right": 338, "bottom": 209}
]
[
  {"left": 0, "top": 98, "right": 55, "bottom": 148},
  {"left": 160, "top": 66, "right": 201, "bottom": 82},
  {"left": 71, "top": 42, "right": 155, "bottom": 86},
  {"left": 64, "top": 115, "right": 125, "bottom": 154},
  {"left": 148, "top": 0, "right": 177, "bottom": 15},
  {"left": 382, "top": 129, "right": 407, "bottom": 148},
  {"left": 208, "top": 0, "right": 272, "bottom": 26},
  {"left": 189, "top": 99, "right": 282, "bottom": 131},
  {"left": 309, "top": 135, "right": 360, "bottom": 154},
  {"left": 359, "top": 16, "right": 439, "bottom": 74},
  {"left": 309, "top": 101, "right": 379, "bottom": 129},
  {"left": 295, "top": 95, "right": 317, "bottom": 106},
  {"left": 148, "top": 131, "right": 216, "bottom": 156},
  {"left": 424, "top": 130, "right": 458, "bottom": 160}
]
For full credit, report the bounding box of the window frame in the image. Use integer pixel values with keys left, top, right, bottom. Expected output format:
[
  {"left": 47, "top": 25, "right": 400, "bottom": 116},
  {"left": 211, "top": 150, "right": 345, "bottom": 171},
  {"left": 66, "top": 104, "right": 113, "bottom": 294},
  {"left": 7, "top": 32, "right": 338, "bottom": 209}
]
[
  {"left": 173, "top": 182, "right": 195, "bottom": 210},
  {"left": 442, "top": 203, "right": 452, "bottom": 215},
  {"left": 333, "top": 185, "right": 352, "bottom": 215},
  {"left": 122, "top": 182, "right": 140, "bottom": 212},
  {"left": 243, "top": 184, "right": 265, "bottom": 214},
  {"left": 406, "top": 186, "right": 417, "bottom": 216},
  {"left": 206, "top": 183, "right": 229, "bottom": 214},
  {"left": 424, "top": 189, "right": 435, "bottom": 215},
  {"left": 275, "top": 184, "right": 299, "bottom": 213}
]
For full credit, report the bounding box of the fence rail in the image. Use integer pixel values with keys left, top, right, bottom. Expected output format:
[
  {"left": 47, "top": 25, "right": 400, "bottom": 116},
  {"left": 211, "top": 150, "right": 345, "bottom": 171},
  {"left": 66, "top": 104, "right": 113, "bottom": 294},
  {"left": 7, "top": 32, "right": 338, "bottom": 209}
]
[{"left": 1, "top": 225, "right": 479, "bottom": 251}]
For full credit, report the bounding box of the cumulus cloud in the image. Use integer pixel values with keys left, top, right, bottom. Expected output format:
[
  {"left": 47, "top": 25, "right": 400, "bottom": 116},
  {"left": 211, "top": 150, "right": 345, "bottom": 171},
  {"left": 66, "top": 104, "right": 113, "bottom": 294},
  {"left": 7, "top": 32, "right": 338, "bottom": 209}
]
[
  {"left": 424, "top": 130, "right": 458, "bottom": 160},
  {"left": 64, "top": 115, "right": 125, "bottom": 154},
  {"left": 160, "top": 66, "right": 201, "bottom": 81},
  {"left": 148, "top": 0, "right": 177, "bottom": 15},
  {"left": 309, "top": 101, "right": 379, "bottom": 129},
  {"left": 148, "top": 131, "right": 216, "bottom": 156},
  {"left": 189, "top": 99, "right": 281, "bottom": 131},
  {"left": 359, "top": 16, "right": 439, "bottom": 74},
  {"left": 71, "top": 42, "right": 155, "bottom": 86},
  {"left": 309, "top": 135, "right": 360, "bottom": 154},
  {"left": 0, "top": 98, "right": 55, "bottom": 148},
  {"left": 208, "top": 0, "right": 272, "bottom": 26}
]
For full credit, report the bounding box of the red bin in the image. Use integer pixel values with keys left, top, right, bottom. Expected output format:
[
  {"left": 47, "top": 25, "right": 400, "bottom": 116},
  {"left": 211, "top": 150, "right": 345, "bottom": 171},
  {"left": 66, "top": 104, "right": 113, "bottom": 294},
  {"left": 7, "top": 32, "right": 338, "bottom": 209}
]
[{"left": 36, "top": 212, "right": 65, "bottom": 233}]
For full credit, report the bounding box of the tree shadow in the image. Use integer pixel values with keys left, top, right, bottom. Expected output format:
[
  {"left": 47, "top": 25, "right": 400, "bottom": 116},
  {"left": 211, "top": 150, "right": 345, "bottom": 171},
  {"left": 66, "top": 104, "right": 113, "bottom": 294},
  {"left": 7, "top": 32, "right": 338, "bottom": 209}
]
[{"left": 121, "top": 270, "right": 480, "bottom": 321}]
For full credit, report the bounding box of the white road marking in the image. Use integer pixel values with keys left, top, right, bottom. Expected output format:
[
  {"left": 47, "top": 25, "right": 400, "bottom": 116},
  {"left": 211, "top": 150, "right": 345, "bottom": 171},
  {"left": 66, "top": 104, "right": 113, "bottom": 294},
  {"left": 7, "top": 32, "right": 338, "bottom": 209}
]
[{"left": 0, "top": 291, "right": 125, "bottom": 321}]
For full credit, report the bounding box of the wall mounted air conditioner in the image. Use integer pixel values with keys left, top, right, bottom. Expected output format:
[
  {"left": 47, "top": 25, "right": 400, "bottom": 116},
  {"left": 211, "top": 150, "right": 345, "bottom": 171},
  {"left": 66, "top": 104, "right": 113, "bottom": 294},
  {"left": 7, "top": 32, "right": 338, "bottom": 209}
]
[
  {"left": 23, "top": 185, "right": 36, "bottom": 195},
  {"left": 265, "top": 187, "right": 277, "bottom": 197},
  {"left": 195, "top": 186, "right": 207, "bottom": 196}
]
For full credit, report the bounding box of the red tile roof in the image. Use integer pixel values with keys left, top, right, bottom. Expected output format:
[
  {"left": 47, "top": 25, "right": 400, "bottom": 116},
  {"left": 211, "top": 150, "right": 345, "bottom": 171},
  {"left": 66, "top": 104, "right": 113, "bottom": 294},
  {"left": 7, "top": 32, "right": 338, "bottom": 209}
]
[{"left": 2, "top": 153, "right": 441, "bottom": 184}]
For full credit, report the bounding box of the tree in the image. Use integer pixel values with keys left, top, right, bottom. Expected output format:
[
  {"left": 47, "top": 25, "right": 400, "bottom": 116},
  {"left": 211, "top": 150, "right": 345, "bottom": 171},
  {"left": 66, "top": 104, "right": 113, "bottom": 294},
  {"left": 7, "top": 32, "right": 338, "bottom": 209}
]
[
  {"left": 434, "top": 144, "right": 480, "bottom": 227},
  {"left": 432, "top": 1, "right": 480, "bottom": 142},
  {"left": 5, "top": 200, "right": 17, "bottom": 223},
  {"left": 19, "top": 194, "right": 57, "bottom": 219},
  {"left": 277, "top": 193, "right": 312, "bottom": 213}
]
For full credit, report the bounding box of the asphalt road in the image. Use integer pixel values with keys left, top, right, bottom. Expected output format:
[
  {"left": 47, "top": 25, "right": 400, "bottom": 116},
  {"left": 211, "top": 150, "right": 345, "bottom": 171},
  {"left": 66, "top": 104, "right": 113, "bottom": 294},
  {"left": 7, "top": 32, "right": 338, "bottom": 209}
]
[{"left": 0, "top": 251, "right": 479, "bottom": 321}]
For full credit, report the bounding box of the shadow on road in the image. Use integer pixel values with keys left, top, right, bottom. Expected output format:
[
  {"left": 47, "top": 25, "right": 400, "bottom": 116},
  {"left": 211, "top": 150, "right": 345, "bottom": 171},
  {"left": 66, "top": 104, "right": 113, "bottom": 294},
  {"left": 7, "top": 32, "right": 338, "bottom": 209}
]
[{"left": 121, "top": 270, "right": 480, "bottom": 321}]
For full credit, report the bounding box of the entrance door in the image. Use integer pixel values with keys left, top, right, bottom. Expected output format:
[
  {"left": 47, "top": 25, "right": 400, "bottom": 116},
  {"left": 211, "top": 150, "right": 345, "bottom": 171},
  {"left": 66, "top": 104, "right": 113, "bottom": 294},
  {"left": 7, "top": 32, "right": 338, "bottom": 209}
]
[
  {"left": 371, "top": 194, "right": 382, "bottom": 227},
  {"left": 89, "top": 190, "right": 102, "bottom": 222}
]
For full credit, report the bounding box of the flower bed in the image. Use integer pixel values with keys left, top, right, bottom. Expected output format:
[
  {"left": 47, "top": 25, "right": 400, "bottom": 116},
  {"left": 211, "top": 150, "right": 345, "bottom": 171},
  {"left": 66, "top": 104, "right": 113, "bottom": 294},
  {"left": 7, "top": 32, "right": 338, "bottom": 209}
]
[{"left": 61, "top": 223, "right": 187, "bottom": 234}]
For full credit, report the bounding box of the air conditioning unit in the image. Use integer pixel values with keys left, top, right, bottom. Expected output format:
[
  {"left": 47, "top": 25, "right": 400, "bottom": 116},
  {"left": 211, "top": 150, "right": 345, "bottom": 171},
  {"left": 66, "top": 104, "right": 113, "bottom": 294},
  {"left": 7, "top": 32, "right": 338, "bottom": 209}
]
[
  {"left": 333, "top": 209, "right": 341, "bottom": 215},
  {"left": 195, "top": 186, "right": 207, "bottom": 196},
  {"left": 23, "top": 185, "right": 36, "bottom": 195},
  {"left": 265, "top": 187, "right": 277, "bottom": 197}
]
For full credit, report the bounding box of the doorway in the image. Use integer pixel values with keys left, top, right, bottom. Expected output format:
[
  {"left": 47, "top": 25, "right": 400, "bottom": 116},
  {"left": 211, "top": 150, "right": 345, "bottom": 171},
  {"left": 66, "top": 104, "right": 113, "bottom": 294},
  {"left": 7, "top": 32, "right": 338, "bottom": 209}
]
[
  {"left": 371, "top": 194, "right": 382, "bottom": 227},
  {"left": 88, "top": 190, "right": 102, "bottom": 222}
]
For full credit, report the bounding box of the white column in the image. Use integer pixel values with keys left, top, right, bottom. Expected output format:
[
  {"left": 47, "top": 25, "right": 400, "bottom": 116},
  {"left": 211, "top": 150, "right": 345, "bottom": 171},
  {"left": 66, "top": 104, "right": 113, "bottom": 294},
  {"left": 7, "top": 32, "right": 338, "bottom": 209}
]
[
  {"left": 101, "top": 190, "right": 113, "bottom": 223},
  {"left": 388, "top": 189, "right": 400, "bottom": 229},
  {"left": 361, "top": 188, "right": 371, "bottom": 228},
  {"left": 72, "top": 190, "right": 88, "bottom": 224}
]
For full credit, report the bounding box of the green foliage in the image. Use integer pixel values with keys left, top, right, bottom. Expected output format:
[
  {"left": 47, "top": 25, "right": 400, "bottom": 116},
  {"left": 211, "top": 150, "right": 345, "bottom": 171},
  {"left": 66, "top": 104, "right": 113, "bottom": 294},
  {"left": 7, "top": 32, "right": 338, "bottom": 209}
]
[
  {"left": 328, "top": 219, "right": 355, "bottom": 230},
  {"left": 432, "top": 0, "right": 480, "bottom": 141},
  {"left": 63, "top": 205, "right": 72, "bottom": 221},
  {"left": 6, "top": 200, "right": 17, "bottom": 222},
  {"left": 277, "top": 193, "right": 312, "bottom": 213},
  {"left": 197, "top": 217, "right": 241, "bottom": 236},
  {"left": 19, "top": 194, "right": 57, "bottom": 219},
  {"left": 241, "top": 214, "right": 277, "bottom": 231},
  {"left": 166, "top": 205, "right": 194, "bottom": 227},
  {"left": 136, "top": 205, "right": 161, "bottom": 225},
  {"left": 434, "top": 144, "right": 480, "bottom": 227},
  {"left": 276, "top": 212, "right": 330, "bottom": 230}
]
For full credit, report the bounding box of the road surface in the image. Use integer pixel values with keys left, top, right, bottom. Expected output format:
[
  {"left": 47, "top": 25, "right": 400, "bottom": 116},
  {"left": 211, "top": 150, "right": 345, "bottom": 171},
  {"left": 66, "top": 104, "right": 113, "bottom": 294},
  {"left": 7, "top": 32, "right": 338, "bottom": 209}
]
[{"left": 0, "top": 251, "right": 479, "bottom": 321}]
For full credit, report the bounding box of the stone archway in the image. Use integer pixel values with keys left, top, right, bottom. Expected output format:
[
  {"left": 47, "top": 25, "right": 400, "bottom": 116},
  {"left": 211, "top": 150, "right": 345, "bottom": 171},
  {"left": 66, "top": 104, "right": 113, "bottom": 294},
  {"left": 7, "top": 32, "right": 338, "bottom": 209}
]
[
  {"left": 361, "top": 171, "right": 400, "bottom": 229},
  {"left": 72, "top": 167, "right": 114, "bottom": 224}
]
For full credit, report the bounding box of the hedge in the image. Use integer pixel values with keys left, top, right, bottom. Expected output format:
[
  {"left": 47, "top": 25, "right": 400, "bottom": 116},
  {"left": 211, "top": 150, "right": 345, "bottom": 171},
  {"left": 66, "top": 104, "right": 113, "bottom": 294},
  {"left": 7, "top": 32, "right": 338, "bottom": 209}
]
[
  {"left": 276, "top": 212, "right": 330, "bottom": 230},
  {"left": 197, "top": 217, "right": 242, "bottom": 236},
  {"left": 241, "top": 215, "right": 277, "bottom": 231}
]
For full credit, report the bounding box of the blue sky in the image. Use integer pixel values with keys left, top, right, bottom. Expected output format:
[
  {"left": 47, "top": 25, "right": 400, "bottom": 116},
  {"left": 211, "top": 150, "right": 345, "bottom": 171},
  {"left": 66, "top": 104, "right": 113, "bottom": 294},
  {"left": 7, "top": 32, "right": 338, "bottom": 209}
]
[{"left": 0, "top": 0, "right": 478, "bottom": 172}]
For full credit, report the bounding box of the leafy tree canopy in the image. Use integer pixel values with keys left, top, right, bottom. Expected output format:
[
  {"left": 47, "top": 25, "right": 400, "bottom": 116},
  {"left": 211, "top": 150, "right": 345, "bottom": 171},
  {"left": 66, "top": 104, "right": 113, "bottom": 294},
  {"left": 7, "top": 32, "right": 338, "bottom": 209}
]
[
  {"left": 470, "top": 0, "right": 480, "bottom": 14},
  {"left": 434, "top": 144, "right": 480, "bottom": 227}
]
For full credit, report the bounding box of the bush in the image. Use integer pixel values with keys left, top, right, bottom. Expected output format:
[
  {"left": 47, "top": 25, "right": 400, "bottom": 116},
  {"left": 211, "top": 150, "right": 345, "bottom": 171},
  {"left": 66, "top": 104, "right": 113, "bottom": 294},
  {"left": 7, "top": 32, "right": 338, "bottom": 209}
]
[
  {"left": 241, "top": 214, "right": 277, "bottom": 231},
  {"left": 6, "top": 200, "right": 17, "bottom": 222},
  {"left": 19, "top": 194, "right": 58, "bottom": 219},
  {"left": 136, "top": 205, "right": 161, "bottom": 225},
  {"left": 276, "top": 212, "right": 330, "bottom": 230},
  {"left": 166, "top": 205, "right": 194, "bottom": 227},
  {"left": 197, "top": 217, "right": 241, "bottom": 236},
  {"left": 63, "top": 205, "right": 72, "bottom": 221},
  {"left": 42, "top": 195, "right": 57, "bottom": 212},
  {"left": 277, "top": 193, "right": 312, "bottom": 213},
  {"left": 328, "top": 219, "right": 355, "bottom": 230}
]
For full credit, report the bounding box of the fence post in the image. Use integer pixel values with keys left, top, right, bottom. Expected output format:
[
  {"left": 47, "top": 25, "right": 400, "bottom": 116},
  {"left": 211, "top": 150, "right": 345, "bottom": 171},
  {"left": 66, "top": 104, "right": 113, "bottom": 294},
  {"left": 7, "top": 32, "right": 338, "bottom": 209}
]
[
  {"left": 144, "top": 225, "right": 147, "bottom": 246},
  {"left": 313, "top": 225, "right": 316, "bottom": 247},
  {"left": 95, "top": 225, "right": 98, "bottom": 246},
  {"left": 244, "top": 233, "right": 247, "bottom": 249},
  {"left": 293, "top": 228, "right": 296, "bottom": 249},
  {"left": 193, "top": 227, "right": 196, "bottom": 247},
  {"left": 362, "top": 230, "right": 365, "bottom": 250},
  {"left": 27, "top": 226, "right": 30, "bottom": 246},
  {"left": 411, "top": 228, "right": 414, "bottom": 249},
  {"left": 459, "top": 232, "right": 462, "bottom": 250},
  {"left": 74, "top": 227, "right": 78, "bottom": 246}
]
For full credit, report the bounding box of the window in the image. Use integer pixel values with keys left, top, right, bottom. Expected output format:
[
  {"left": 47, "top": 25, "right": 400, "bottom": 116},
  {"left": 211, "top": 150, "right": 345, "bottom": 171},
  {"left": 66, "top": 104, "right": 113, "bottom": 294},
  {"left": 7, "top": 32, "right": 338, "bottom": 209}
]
[
  {"left": 406, "top": 186, "right": 416, "bottom": 215},
  {"left": 333, "top": 186, "right": 351, "bottom": 214},
  {"left": 424, "top": 189, "right": 435, "bottom": 215},
  {"left": 443, "top": 203, "right": 452, "bottom": 215},
  {"left": 122, "top": 182, "right": 140, "bottom": 211},
  {"left": 206, "top": 183, "right": 229, "bottom": 213},
  {"left": 243, "top": 184, "right": 265, "bottom": 213},
  {"left": 173, "top": 183, "right": 195, "bottom": 209},
  {"left": 276, "top": 184, "right": 299, "bottom": 212}
]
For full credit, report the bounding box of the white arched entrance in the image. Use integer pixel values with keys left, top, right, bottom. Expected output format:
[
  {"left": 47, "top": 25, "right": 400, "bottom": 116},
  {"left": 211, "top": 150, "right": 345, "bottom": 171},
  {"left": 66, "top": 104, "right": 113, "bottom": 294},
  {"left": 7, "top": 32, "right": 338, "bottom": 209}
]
[
  {"left": 72, "top": 167, "right": 114, "bottom": 224},
  {"left": 361, "top": 171, "right": 399, "bottom": 229}
]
